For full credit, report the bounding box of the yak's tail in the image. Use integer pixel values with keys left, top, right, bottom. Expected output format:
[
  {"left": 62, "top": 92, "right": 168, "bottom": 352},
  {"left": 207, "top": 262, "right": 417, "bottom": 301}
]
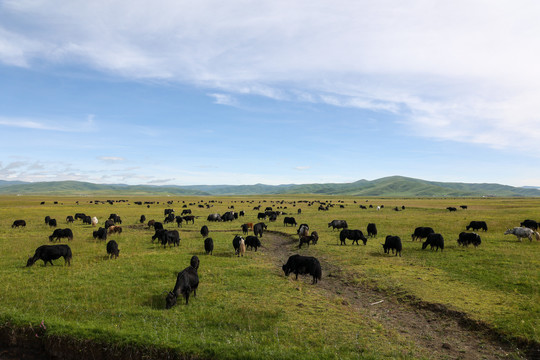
[{"left": 534, "top": 231, "right": 540, "bottom": 241}]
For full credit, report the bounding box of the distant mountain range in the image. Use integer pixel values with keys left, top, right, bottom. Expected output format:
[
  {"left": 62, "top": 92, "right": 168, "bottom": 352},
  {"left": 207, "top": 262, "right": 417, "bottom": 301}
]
[{"left": 0, "top": 176, "right": 539, "bottom": 197}]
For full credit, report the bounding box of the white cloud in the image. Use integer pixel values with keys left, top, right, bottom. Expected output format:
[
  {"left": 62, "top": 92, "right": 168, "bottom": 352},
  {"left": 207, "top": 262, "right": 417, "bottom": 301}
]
[
  {"left": 294, "top": 166, "right": 310, "bottom": 171},
  {"left": 98, "top": 156, "right": 125, "bottom": 162},
  {"left": 208, "top": 93, "right": 237, "bottom": 106},
  {"left": 2, "top": 0, "right": 540, "bottom": 154},
  {"left": 0, "top": 115, "right": 97, "bottom": 132}
]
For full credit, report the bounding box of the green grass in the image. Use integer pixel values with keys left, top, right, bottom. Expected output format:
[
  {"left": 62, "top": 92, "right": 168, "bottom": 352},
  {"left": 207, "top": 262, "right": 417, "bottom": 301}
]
[{"left": 0, "top": 195, "right": 538, "bottom": 358}]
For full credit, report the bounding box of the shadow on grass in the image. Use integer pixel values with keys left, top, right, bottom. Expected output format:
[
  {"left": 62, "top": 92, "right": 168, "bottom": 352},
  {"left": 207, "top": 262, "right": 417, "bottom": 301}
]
[{"left": 143, "top": 294, "right": 167, "bottom": 310}]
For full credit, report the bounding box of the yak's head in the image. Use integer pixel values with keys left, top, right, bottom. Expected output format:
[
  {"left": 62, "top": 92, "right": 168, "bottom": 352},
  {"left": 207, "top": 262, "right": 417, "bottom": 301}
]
[
  {"left": 26, "top": 257, "right": 35, "bottom": 267},
  {"left": 165, "top": 291, "right": 177, "bottom": 309},
  {"left": 503, "top": 228, "right": 513, "bottom": 235},
  {"left": 190, "top": 255, "right": 200, "bottom": 270},
  {"left": 282, "top": 264, "right": 291, "bottom": 277},
  {"left": 421, "top": 241, "right": 429, "bottom": 250},
  {"left": 381, "top": 243, "right": 388, "bottom": 253}
]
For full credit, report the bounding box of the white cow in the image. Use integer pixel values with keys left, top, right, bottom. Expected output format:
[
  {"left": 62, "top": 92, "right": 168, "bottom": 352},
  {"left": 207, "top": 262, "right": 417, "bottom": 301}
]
[{"left": 504, "top": 227, "right": 540, "bottom": 242}]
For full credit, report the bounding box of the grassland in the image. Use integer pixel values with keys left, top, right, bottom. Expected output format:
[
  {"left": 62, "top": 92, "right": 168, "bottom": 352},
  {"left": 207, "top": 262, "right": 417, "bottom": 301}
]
[{"left": 0, "top": 195, "right": 538, "bottom": 359}]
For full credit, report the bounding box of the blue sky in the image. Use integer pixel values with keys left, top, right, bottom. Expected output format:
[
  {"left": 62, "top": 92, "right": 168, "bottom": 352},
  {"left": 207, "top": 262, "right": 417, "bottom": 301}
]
[{"left": 1, "top": 1, "right": 540, "bottom": 186}]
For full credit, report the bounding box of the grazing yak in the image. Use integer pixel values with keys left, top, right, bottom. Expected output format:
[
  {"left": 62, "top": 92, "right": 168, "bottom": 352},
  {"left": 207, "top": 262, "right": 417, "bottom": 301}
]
[
  {"left": 283, "top": 217, "right": 297, "bottom": 227},
  {"left": 457, "top": 232, "right": 481, "bottom": 247},
  {"left": 422, "top": 233, "right": 444, "bottom": 251},
  {"left": 520, "top": 219, "right": 538, "bottom": 231},
  {"left": 48, "top": 218, "right": 57, "bottom": 227},
  {"left": 106, "top": 240, "right": 120, "bottom": 259},
  {"left": 74, "top": 213, "right": 86, "bottom": 221},
  {"left": 339, "top": 229, "right": 367, "bottom": 245},
  {"left": 245, "top": 236, "right": 262, "bottom": 251},
  {"left": 49, "top": 228, "right": 74, "bottom": 242},
  {"left": 139, "top": 215, "right": 146, "bottom": 224},
  {"left": 253, "top": 223, "right": 267, "bottom": 237},
  {"left": 44, "top": 216, "right": 51, "bottom": 224},
  {"left": 163, "top": 230, "right": 181, "bottom": 247},
  {"left": 152, "top": 229, "right": 180, "bottom": 247},
  {"left": 91, "top": 216, "right": 98, "bottom": 227},
  {"left": 204, "top": 238, "right": 214, "bottom": 255},
  {"left": 466, "top": 221, "right": 488, "bottom": 232},
  {"left": 382, "top": 235, "right": 402, "bottom": 256},
  {"left": 367, "top": 223, "right": 377, "bottom": 237},
  {"left": 411, "top": 226, "right": 434, "bottom": 241},
  {"left": 183, "top": 215, "right": 195, "bottom": 224},
  {"left": 165, "top": 256, "right": 199, "bottom": 308},
  {"left": 104, "top": 219, "right": 114, "bottom": 229},
  {"left": 241, "top": 223, "right": 249, "bottom": 235},
  {"left": 207, "top": 213, "right": 221, "bottom": 222},
  {"left": 27, "top": 244, "right": 72, "bottom": 267},
  {"left": 175, "top": 216, "right": 183, "bottom": 227},
  {"left": 12, "top": 219, "right": 26, "bottom": 228},
  {"left": 66, "top": 215, "right": 74, "bottom": 224},
  {"left": 200, "top": 225, "right": 209, "bottom": 238},
  {"left": 446, "top": 207, "right": 457, "bottom": 212},
  {"left": 164, "top": 213, "right": 175, "bottom": 224},
  {"left": 328, "top": 220, "right": 348, "bottom": 231},
  {"left": 93, "top": 227, "right": 108, "bottom": 241},
  {"left": 504, "top": 227, "right": 540, "bottom": 242},
  {"left": 221, "top": 212, "right": 235, "bottom": 222},
  {"left": 282, "top": 254, "right": 322, "bottom": 284},
  {"left": 299, "top": 231, "right": 319, "bottom": 248}
]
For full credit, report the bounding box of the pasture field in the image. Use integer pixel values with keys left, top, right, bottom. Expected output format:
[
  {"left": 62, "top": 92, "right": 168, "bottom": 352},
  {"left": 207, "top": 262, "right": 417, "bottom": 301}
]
[{"left": 0, "top": 195, "right": 538, "bottom": 359}]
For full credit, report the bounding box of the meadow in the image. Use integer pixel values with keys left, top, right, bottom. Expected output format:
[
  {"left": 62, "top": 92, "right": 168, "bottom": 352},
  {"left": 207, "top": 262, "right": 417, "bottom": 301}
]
[{"left": 0, "top": 195, "right": 538, "bottom": 359}]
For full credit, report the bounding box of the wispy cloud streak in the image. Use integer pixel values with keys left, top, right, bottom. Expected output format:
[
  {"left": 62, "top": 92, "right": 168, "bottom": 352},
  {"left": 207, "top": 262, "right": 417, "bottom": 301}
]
[{"left": 0, "top": 116, "right": 97, "bottom": 133}]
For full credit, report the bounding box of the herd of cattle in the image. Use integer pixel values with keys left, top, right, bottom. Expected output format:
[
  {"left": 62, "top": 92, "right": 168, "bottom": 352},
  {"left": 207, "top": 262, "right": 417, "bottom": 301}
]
[{"left": 11, "top": 200, "right": 540, "bottom": 308}]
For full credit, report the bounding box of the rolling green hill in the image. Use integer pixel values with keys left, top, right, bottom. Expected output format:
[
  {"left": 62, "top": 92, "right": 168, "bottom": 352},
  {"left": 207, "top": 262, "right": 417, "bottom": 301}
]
[
  {"left": 0, "top": 176, "right": 539, "bottom": 196},
  {"left": 0, "top": 180, "right": 210, "bottom": 196}
]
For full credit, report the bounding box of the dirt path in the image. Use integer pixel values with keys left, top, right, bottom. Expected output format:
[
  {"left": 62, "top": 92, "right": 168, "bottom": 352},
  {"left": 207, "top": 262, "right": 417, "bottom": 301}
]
[{"left": 262, "top": 230, "right": 536, "bottom": 360}]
